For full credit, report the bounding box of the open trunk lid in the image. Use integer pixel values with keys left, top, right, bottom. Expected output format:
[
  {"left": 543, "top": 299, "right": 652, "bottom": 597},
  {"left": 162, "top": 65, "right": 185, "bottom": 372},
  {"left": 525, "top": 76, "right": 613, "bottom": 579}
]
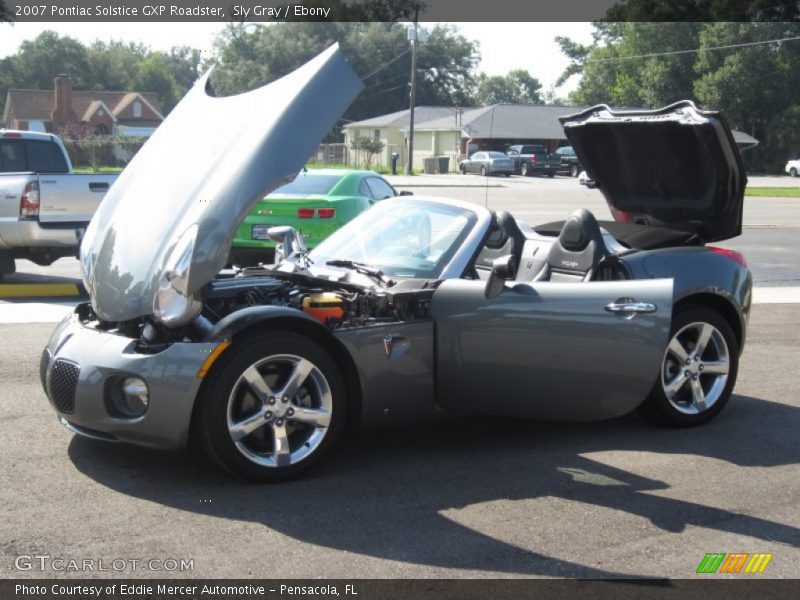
[{"left": 560, "top": 101, "right": 747, "bottom": 243}]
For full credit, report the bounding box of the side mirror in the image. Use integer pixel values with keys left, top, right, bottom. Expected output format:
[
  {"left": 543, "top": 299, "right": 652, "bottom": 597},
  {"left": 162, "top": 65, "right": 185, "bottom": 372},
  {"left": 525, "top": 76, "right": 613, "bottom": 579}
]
[
  {"left": 398, "top": 190, "right": 413, "bottom": 196},
  {"left": 485, "top": 254, "right": 516, "bottom": 299},
  {"left": 268, "top": 225, "right": 307, "bottom": 262}
]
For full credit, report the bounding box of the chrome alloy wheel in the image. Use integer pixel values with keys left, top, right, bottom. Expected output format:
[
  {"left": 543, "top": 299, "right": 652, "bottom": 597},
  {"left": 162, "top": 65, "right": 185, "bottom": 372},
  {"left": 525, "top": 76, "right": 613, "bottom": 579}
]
[
  {"left": 661, "top": 322, "right": 730, "bottom": 415},
  {"left": 226, "top": 354, "right": 332, "bottom": 468}
]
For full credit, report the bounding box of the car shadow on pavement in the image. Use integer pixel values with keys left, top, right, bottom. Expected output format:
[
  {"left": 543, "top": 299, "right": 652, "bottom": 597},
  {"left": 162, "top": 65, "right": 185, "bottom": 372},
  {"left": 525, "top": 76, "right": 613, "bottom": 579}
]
[{"left": 68, "top": 393, "right": 800, "bottom": 578}]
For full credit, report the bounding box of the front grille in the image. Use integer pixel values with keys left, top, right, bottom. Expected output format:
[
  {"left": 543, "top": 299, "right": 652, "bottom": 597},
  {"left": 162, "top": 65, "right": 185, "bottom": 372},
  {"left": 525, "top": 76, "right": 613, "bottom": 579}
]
[
  {"left": 39, "top": 349, "right": 51, "bottom": 391},
  {"left": 49, "top": 359, "right": 79, "bottom": 414}
]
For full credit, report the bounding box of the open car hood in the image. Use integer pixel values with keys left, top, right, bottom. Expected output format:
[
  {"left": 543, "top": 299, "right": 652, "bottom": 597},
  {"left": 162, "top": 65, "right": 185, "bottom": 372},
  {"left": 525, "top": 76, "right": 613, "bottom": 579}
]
[
  {"left": 80, "top": 45, "right": 363, "bottom": 322},
  {"left": 560, "top": 101, "right": 746, "bottom": 243}
]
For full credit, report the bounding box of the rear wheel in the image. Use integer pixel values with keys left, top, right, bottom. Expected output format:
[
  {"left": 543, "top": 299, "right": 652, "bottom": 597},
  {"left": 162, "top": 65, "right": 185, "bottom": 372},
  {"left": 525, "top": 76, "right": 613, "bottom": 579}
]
[
  {"left": 547, "top": 172, "right": 555, "bottom": 178},
  {"left": 198, "top": 331, "right": 347, "bottom": 482},
  {"left": 642, "top": 305, "right": 738, "bottom": 427},
  {"left": 570, "top": 164, "right": 579, "bottom": 177},
  {"left": 791, "top": 167, "right": 798, "bottom": 177},
  {"left": 520, "top": 162, "right": 529, "bottom": 177}
]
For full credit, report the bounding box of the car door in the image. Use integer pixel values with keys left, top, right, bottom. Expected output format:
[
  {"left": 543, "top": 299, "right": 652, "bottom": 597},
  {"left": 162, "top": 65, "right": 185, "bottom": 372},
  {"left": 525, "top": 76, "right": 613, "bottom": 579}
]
[
  {"left": 468, "top": 152, "right": 483, "bottom": 173},
  {"left": 429, "top": 277, "right": 673, "bottom": 420}
]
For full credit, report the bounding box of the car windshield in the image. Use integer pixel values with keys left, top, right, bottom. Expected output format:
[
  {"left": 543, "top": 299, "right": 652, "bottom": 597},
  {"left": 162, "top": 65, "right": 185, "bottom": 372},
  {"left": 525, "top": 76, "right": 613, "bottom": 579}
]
[
  {"left": 271, "top": 173, "right": 343, "bottom": 195},
  {"left": 308, "top": 199, "right": 477, "bottom": 279},
  {"left": 487, "top": 152, "right": 506, "bottom": 159}
]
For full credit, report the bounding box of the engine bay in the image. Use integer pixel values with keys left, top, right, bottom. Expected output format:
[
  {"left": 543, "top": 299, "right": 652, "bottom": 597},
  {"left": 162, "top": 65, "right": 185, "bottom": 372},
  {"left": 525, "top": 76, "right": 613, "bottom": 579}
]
[{"left": 77, "top": 266, "right": 439, "bottom": 352}]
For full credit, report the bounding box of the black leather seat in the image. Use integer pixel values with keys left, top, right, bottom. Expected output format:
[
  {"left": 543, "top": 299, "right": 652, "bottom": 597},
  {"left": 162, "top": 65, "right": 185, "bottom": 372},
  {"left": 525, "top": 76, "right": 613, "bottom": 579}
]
[
  {"left": 541, "top": 209, "right": 609, "bottom": 282},
  {"left": 473, "top": 211, "right": 526, "bottom": 278}
]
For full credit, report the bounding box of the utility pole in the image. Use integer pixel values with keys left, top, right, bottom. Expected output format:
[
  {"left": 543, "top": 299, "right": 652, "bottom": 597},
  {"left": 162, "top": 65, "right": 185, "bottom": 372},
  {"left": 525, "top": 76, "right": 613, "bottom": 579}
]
[{"left": 406, "top": 6, "right": 419, "bottom": 175}]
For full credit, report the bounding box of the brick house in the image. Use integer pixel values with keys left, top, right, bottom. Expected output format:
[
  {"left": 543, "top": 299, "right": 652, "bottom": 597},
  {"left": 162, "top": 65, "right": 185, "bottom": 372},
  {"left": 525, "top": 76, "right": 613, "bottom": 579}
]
[{"left": 2, "top": 74, "right": 165, "bottom": 138}]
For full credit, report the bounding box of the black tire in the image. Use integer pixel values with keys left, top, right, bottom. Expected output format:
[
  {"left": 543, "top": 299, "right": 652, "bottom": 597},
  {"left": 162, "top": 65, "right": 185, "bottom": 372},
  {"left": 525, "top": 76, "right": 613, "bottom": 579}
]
[
  {"left": 481, "top": 165, "right": 488, "bottom": 176},
  {"left": 547, "top": 172, "right": 555, "bottom": 178},
  {"left": 520, "top": 162, "right": 528, "bottom": 177},
  {"left": 570, "top": 164, "right": 579, "bottom": 177},
  {"left": 461, "top": 164, "right": 467, "bottom": 174},
  {"left": 641, "top": 305, "right": 739, "bottom": 427},
  {"left": 791, "top": 167, "right": 798, "bottom": 178},
  {"left": 197, "top": 330, "right": 347, "bottom": 482}
]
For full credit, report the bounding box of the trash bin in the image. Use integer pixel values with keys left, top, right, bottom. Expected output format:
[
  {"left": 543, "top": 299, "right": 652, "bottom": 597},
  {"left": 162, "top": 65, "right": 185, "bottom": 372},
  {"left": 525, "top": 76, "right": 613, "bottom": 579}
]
[
  {"left": 437, "top": 156, "right": 450, "bottom": 174},
  {"left": 422, "top": 157, "right": 437, "bottom": 175},
  {"left": 390, "top": 153, "right": 399, "bottom": 175}
]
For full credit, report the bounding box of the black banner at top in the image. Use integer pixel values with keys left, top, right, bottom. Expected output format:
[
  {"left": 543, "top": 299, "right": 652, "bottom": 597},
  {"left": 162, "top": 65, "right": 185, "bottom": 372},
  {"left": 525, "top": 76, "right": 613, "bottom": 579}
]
[{"left": 3, "top": 0, "right": 800, "bottom": 22}]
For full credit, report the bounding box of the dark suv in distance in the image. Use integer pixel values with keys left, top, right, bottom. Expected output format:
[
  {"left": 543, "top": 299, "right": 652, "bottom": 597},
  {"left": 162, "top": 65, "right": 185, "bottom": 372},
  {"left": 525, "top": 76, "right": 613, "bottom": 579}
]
[{"left": 555, "top": 146, "right": 582, "bottom": 177}]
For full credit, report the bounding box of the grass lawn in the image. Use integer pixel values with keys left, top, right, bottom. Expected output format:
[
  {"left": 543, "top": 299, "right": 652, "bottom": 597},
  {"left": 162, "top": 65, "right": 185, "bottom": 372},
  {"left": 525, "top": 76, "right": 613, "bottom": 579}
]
[
  {"left": 745, "top": 187, "right": 800, "bottom": 198},
  {"left": 73, "top": 166, "right": 124, "bottom": 174}
]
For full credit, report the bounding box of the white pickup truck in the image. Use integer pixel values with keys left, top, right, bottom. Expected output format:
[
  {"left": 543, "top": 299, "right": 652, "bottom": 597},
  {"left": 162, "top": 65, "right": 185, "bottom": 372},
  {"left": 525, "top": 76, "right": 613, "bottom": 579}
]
[{"left": 0, "top": 130, "right": 118, "bottom": 280}]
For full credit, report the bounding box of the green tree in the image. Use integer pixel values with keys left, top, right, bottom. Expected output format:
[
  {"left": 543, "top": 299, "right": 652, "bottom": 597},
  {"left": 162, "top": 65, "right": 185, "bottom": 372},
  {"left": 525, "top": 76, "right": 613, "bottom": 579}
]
[
  {"left": 694, "top": 22, "right": 800, "bottom": 171},
  {"left": 474, "top": 69, "right": 543, "bottom": 105},
  {"left": 209, "top": 22, "right": 479, "bottom": 131},
  {"left": 134, "top": 54, "right": 180, "bottom": 112},
  {"left": 350, "top": 136, "right": 385, "bottom": 169},
  {"left": 560, "top": 23, "right": 703, "bottom": 107}
]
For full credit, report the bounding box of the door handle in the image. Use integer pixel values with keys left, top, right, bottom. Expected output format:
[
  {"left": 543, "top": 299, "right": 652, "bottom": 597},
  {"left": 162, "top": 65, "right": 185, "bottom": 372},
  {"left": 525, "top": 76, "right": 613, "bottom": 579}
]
[
  {"left": 89, "top": 182, "right": 109, "bottom": 192},
  {"left": 605, "top": 300, "right": 657, "bottom": 314}
]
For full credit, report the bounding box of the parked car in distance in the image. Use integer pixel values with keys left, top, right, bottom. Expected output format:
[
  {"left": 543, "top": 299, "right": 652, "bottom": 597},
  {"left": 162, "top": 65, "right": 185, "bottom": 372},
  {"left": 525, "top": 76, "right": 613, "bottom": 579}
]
[
  {"left": 555, "top": 145, "right": 582, "bottom": 177},
  {"left": 578, "top": 170, "right": 598, "bottom": 189},
  {"left": 506, "top": 144, "right": 561, "bottom": 177},
  {"left": 459, "top": 151, "right": 514, "bottom": 176},
  {"left": 230, "top": 168, "right": 409, "bottom": 265},
  {"left": 786, "top": 159, "right": 799, "bottom": 177},
  {"left": 0, "top": 129, "right": 117, "bottom": 280}
]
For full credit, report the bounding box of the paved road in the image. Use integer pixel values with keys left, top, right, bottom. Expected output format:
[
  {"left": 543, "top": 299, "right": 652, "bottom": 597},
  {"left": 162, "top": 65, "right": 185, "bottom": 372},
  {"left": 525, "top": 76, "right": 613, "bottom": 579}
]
[
  {"left": 6, "top": 174, "right": 799, "bottom": 288},
  {"left": 2, "top": 304, "right": 798, "bottom": 578}
]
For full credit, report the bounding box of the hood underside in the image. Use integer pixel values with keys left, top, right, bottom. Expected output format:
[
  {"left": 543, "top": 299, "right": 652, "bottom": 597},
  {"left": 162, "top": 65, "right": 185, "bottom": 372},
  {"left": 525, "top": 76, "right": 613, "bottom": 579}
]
[
  {"left": 80, "top": 44, "right": 363, "bottom": 322},
  {"left": 560, "top": 101, "right": 747, "bottom": 243}
]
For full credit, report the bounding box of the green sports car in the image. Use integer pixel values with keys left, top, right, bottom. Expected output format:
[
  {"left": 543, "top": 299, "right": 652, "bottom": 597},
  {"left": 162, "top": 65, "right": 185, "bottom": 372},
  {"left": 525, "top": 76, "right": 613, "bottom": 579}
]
[{"left": 230, "top": 169, "right": 407, "bottom": 265}]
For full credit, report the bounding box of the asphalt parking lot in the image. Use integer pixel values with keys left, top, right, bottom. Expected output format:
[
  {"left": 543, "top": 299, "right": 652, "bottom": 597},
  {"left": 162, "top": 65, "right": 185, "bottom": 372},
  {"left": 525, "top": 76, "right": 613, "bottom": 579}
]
[{"left": 1, "top": 174, "right": 799, "bottom": 579}]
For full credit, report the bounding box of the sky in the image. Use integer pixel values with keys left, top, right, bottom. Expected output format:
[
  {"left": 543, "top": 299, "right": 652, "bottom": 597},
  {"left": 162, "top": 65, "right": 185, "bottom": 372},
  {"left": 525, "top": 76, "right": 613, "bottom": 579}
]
[{"left": 0, "top": 21, "right": 595, "bottom": 95}]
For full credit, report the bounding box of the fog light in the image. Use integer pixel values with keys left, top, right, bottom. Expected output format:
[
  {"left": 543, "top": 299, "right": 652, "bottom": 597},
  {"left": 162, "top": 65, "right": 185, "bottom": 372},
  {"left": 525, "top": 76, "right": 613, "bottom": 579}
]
[{"left": 121, "top": 377, "right": 149, "bottom": 417}]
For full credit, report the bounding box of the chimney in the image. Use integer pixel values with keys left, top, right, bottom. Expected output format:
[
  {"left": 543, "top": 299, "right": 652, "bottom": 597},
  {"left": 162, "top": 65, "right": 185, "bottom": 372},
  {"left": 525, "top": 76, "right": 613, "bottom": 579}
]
[{"left": 52, "top": 74, "right": 74, "bottom": 125}]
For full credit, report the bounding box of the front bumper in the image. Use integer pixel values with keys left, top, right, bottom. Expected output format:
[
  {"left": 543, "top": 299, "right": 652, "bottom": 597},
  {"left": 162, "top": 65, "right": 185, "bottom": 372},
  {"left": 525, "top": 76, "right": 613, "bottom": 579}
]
[{"left": 41, "top": 308, "right": 221, "bottom": 450}]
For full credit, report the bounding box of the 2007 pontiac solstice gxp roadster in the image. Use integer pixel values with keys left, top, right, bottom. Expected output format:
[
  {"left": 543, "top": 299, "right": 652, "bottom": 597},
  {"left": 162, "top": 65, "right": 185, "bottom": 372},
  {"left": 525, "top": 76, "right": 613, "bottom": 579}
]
[{"left": 42, "top": 46, "right": 751, "bottom": 482}]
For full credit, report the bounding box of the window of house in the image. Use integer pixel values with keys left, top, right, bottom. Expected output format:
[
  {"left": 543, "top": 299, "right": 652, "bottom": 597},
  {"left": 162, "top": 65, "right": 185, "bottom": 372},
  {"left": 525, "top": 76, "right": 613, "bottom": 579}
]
[
  {"left": 133, "top": 101, "right": 142, "bottom": 118},
  {"left": 373, "top": 129, "right": 381, "bottom": 141},
  {"left": 94, "top": 124, "right": 109, "bottom": 135}
]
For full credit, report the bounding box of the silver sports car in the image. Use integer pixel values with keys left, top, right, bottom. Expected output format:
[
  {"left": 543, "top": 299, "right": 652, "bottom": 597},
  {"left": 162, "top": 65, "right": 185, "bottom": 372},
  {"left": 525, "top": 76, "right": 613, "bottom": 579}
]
[{"left": 41, "top": 46, "right": 751, "bottom": 482}]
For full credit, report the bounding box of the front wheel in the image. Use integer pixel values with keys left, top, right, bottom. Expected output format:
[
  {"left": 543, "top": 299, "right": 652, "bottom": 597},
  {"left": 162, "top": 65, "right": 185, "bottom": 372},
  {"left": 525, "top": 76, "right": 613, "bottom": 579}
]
[
  {"left": 197, "top": 331, "right": 347, "bottom": 482},
  {"left": 641, "top": 305, "right": 739, "bottom": 427},
  {"left": 791, "top": 167, "right": 798, "bottom": 177},
  {"left": 460, "top": 164, "right": 467, "bottom": 174},
  {"left": 570, "top": 164, "right": 579, "bottom": 177},
  {"left": 481, "top": 165, "right": 488, "bottom": 176}
]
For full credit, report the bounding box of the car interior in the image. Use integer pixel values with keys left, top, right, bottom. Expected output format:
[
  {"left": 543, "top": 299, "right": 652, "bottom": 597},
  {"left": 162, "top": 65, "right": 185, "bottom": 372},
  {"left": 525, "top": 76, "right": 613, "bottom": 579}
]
[{"left": 471, "top": 209, "right": 634, "bottom": 284}]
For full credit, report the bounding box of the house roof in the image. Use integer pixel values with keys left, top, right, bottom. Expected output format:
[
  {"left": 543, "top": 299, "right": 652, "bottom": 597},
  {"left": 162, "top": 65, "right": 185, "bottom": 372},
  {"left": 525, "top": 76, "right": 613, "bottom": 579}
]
[
  {"left": 414, "top": 104, "right": 586, "bottom": 140},
  {"left": 4, "top": 89, "right": 164, "bottom": 122},
  {"left": 345, "top": 106, "right": 459, "bottom": 128}
]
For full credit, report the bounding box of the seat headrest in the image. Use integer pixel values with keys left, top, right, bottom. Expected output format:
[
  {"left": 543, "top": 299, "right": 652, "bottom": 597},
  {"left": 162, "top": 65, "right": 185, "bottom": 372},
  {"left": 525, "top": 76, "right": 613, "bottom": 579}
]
[{"left": 559, "top": 209, "right": 603, "bottom": 252}]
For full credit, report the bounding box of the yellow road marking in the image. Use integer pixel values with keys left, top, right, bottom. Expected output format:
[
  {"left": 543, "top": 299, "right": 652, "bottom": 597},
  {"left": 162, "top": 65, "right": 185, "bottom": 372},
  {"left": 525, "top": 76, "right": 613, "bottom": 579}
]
[{"left": 0, "top": 283, "right": 80, "bottom": 298}]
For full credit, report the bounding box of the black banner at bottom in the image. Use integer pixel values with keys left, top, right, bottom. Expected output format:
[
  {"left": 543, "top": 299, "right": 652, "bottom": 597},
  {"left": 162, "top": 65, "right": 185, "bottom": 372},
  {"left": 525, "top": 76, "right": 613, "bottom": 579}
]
[{"left": 3, "top": 579, "right": 800, "bottom": 600}]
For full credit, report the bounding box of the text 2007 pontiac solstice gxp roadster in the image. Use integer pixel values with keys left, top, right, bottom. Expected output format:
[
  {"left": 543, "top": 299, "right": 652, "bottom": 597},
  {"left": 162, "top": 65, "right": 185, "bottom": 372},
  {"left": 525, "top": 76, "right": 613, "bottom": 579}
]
[{"left": 41, "top": 46, "right": 751, "bottom": 482}]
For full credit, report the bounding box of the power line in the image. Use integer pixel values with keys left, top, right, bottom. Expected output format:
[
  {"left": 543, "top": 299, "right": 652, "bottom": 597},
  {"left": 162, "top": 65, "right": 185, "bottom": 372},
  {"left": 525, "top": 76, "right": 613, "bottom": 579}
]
[
  {"left": 586, "top": 35, "right": 800, "bottom": 63},
  {"left": 360, "top": 47, "right": 412, "bottom": 81}
]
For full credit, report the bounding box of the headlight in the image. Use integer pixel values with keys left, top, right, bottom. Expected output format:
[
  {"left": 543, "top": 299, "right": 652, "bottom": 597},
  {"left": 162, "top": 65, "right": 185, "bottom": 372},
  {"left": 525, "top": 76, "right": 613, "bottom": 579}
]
[{"left": 153, "top": 224, "right": 202, "bottom": 327}]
